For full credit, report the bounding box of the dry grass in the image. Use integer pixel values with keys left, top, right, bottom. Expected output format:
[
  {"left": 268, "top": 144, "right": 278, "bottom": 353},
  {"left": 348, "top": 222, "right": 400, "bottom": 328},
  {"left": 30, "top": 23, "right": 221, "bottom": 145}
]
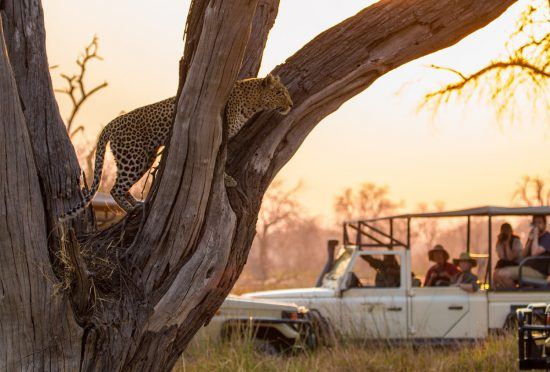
[{"left": 174, "top": 333, "right": 517, "bottom": 372}]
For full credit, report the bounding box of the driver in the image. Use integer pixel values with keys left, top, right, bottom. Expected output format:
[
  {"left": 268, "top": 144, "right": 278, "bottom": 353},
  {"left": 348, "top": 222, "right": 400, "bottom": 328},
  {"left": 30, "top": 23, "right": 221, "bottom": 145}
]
[
  {"left": 360, "top": 254, "right": 401, "bottom": 287},
  {"left": 424, "top": 244, "right": 460, "bottom": 287}
]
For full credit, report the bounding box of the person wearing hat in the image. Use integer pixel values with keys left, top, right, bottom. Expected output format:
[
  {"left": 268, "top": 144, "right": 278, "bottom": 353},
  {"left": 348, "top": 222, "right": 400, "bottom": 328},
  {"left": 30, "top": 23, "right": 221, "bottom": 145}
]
[
  {"left": 452, "top": 252, "right": 479, "bottom": 292},
  {"left": 424, "top": 244, "right": 460, "bottom": 287}
]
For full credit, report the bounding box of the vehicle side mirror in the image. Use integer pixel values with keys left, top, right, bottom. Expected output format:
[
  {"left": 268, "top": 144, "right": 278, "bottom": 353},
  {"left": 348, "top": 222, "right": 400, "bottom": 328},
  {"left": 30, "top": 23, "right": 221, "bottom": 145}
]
[
  {"left": 340, "top": 272, "right": 354, "bottom": 292},
  {"left": 335, "top": 273, "right": 349, "bottom": 298}
]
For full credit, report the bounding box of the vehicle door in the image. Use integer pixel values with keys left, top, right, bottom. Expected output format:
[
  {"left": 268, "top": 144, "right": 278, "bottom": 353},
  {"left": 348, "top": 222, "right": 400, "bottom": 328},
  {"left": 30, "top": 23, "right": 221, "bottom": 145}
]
[
  {"left": 409, "top": 286, "right": 471, "bottom": 339},
  {"left": 340, "top": 250, "right": 408, "bottom": 339}
]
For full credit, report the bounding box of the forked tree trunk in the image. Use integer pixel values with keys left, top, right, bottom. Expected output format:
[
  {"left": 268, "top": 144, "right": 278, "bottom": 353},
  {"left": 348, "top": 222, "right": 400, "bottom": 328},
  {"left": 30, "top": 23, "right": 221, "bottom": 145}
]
[{"left": 0, "top": 0, "right": 516, "bottom": 370}]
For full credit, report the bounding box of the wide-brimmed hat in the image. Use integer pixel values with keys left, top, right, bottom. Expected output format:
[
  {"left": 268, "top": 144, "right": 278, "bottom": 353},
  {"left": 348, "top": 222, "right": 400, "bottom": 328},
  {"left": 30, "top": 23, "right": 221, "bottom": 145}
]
[
  {"left": 453, "top": 252, "right": 477, "bottom": 267},
  {"left": 428, "top": 244, "right": 449, "bottom": 262}
]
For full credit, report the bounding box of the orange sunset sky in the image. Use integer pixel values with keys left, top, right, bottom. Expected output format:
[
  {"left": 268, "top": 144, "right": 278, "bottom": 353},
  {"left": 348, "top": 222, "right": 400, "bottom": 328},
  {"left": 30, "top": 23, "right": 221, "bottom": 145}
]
[{"left": 43, "top": 0, "right": 548, "bottom": 222}]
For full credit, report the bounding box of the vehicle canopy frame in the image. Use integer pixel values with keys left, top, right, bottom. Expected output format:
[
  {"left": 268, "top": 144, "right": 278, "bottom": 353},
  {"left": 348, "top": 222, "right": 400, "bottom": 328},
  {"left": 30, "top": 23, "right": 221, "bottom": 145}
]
[{"left": 342, "top": 206, "right": 550, "bottom": 290}]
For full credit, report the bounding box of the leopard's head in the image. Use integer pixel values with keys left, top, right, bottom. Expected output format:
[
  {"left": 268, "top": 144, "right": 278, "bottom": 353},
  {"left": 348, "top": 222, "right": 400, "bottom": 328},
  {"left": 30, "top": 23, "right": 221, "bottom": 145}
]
[{"left": 260, "top": 74, "right": 293, "bottom": 115}]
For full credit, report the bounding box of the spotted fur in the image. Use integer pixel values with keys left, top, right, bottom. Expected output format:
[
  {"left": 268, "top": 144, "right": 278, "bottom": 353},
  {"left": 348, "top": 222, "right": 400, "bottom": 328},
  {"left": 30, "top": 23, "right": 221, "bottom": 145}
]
[{"left": 59, "top": 74, "right": 292, "bottom": 220}]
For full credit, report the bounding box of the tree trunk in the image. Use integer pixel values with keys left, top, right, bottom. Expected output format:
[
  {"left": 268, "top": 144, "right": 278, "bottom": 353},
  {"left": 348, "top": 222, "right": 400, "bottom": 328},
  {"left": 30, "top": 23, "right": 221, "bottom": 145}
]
[
  {"left": 0, "top": 15, "right": 82, "bottom": 371},
  {"left": 0, "top": 0, "right": 516, "bottom": 370}
]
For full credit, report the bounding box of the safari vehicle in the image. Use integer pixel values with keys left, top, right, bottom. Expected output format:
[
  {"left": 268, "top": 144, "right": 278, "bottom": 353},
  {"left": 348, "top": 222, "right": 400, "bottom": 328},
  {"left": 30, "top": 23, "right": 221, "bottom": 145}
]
[
  {"left": 244, "top": 206, "right": 550, "bottom": 341},
  {"left": 517, "top": 303, "right": 550, "bottom": 370},
  {"left": 193, "top": 295, "right": 316, "bottom": 353}
]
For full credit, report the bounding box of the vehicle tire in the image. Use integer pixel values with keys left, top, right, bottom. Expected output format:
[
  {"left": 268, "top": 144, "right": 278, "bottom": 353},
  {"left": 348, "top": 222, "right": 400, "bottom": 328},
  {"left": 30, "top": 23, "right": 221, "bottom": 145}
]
[
  {"left": 306, "top": 309, "right": 336, "bottom": 348},
  {"left": 252, "top": 338, "right": 280, "bottom": 356}
]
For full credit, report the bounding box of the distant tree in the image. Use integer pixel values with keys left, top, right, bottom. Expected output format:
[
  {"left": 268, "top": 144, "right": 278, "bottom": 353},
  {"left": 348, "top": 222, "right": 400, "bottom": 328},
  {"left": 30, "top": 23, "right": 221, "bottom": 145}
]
[
  {"left": 255, "top": 179, "right": 303, "bottom": 280},
  {"left": 423, "top": 0, "right": 549, "bottom": 122},
  {"left": 0, "top": 1, "right": 518, "bottom": 369},
  {"left": 334, "top": 182, "right": 403, "bottom": 222},
  {"left": 413, "top": 201, "right": 445, "bottom": 249},
  {"left": 513, "top": 175, "right": 550, "bottom": 206},
  {"left": 55, "top": 36, "right": 108, "bottom": 137},
  {"left": 55, "top": 36, "right": 111, "bottom": 187}
]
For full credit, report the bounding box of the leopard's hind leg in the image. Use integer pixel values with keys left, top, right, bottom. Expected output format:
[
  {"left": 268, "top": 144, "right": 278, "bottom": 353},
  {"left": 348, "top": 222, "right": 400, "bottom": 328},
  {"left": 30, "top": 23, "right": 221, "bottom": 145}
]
[{"left": 110, "top": 146, "right": 158, "bottom": 212}]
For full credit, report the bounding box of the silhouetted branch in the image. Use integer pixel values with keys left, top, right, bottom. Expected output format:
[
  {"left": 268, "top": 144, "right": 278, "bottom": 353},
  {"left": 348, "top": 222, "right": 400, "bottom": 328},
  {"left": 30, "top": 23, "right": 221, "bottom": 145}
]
[
  {"left": 422, "top": 1, "right": 549, "bottom": 121},
  {"left": 513, "top": 175, "right": 550, "bottom": 206},
  {"left": 55, "top": 36, "right": 108, "bottom": 135}
]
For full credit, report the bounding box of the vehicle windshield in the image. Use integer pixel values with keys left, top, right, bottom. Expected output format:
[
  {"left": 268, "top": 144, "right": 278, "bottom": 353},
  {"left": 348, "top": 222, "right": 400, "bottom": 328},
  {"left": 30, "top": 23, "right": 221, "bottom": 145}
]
[{"left": 322, "top": 247, "right": 353, "bottom": 289}]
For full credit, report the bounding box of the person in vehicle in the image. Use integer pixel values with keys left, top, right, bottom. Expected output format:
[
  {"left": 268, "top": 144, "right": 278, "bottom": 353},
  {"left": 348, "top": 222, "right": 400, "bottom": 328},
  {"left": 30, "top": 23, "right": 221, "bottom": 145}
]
[
  {"left": 411, "top": 272, "right": 421, "bottom": 287},
  {"left": 493, "top": 223, "right": 523, "bottom": 289},
  {"left": 361, "top": 254, "right": 400, "bottom": 287},
  {"left": 520, "top": 215, "right": 550, "bottom": 282},
  {"left": 493, "top": 215, "right": 550, "bottom": 288},
  {"left": 424, "top": 244, "right": 460, "bottom": 287},
  {"left": 452, "top": 252, "right": 479, "bottom": 292}
]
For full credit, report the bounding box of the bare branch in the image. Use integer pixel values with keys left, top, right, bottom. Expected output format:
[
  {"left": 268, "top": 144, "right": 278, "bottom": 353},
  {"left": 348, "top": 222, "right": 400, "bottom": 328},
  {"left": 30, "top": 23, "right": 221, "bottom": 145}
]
[
  {"left": 422, "top": 1, "right": 549, "bottom": 121},
  {"left": 56, "top": 36, "right": 108, "bottom": 133},
  {"left": 513, "top": 175, "right": 550, "bottom": 206}
]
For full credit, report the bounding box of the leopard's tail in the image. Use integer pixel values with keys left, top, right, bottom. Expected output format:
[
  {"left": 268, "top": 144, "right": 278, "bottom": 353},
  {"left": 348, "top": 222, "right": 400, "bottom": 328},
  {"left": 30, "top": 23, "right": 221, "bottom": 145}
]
[{"left": 58, "top": 127, "right": 110, "bottom": 222}]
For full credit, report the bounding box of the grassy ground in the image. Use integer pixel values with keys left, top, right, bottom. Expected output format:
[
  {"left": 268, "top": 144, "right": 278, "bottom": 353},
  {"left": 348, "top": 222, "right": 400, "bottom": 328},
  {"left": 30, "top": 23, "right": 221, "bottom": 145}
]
[{"left": 174, "top": 333, "right": 517, "bottom": 372}]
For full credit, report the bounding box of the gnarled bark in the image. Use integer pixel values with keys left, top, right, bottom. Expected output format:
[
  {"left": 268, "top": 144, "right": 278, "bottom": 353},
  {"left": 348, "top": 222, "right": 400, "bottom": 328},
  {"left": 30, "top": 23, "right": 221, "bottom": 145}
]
[
  {"left": 0, "top": 0, "right": 83, "bottom": 221},
  {"left": 0, "top": 0, "right": 516, "bottom": 370},
  {"left": 0, "top": 16, "right": 81, "bottom": 371}
]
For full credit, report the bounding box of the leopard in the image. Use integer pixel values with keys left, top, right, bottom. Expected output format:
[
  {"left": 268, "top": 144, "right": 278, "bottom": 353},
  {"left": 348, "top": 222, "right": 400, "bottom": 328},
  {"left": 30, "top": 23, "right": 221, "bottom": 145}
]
[{"left": 59, "top": 74, "right": 292, "bottom": 221}]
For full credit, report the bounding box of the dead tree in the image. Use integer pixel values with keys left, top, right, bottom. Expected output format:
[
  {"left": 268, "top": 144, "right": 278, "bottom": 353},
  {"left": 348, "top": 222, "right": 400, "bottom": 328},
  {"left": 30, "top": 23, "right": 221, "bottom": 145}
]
[
  {"left": 0, "top": 0, "right": 517, "bottom": 370},
  {"left": 334, "top": 182, "right": 402, "bottom": 222},
  {"left": 55, "top": 35, "right": 108, "bottom": 137},
  {"left": 513, "top": 175, "right": 550, "bottom": 206},
  {"left": 256, "top": 180, "right": 302, "bottom": 280}
]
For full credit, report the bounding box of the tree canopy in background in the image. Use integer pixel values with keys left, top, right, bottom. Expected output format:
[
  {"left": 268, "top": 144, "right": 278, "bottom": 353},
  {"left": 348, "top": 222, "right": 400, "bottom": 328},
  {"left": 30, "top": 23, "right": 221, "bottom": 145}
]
[{"left": 424, "top": 0, "right": 549, "bottom": 122}]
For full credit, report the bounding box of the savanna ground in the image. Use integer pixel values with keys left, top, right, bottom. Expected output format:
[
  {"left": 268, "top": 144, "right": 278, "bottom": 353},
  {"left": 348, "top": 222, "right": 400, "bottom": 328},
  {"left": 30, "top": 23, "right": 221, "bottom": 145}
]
[{"left": 175, "top": 333, "right": 517, "bottom": 371}]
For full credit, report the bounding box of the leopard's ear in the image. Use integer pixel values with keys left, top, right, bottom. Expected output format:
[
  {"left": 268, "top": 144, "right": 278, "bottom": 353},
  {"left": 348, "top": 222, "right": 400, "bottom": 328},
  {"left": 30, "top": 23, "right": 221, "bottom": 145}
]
[{"left": 262, "top": 74, "right": 276, "bottom": 87}]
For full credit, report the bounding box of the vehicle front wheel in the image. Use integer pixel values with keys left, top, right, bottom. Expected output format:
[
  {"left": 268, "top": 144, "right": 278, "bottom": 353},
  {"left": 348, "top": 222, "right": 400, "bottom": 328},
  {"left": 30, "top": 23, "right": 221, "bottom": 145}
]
[
  {"left": 252, "top": 338, "right": 280, "bottom": 356},
  {"left": 306, "top": 309, "right": 336, "bottom": 348}
]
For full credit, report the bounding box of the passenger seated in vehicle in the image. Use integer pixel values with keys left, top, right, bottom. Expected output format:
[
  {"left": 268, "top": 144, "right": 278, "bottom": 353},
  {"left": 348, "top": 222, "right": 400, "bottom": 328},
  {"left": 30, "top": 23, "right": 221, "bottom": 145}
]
[
  {"left": 424, "top": 244, "right": 460, "bottom": 287},
  {"left": 411, "top": 272, "right": 421, "bottom": 287},
  {"left": 493, "top": 215, "right": 550, "bottom": 289},
  {"left": 452, "top": 252, "right": 479, "bottom": 292},
  {"left": 360, "top": 254, "right": 400, "bottom": 287},
  {"left": 493, "top": 223, "right": 523, "bottom": 289}
]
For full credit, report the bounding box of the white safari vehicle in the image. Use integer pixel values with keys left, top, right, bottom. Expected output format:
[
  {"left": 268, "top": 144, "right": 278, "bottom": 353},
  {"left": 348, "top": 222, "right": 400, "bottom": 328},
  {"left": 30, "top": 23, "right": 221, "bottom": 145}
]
[
  {"left": 193, "top": 295, "right": 316, "bottom": 352},
  {"left": 244, "top": 206, "right": 550, "bottom": 342}
]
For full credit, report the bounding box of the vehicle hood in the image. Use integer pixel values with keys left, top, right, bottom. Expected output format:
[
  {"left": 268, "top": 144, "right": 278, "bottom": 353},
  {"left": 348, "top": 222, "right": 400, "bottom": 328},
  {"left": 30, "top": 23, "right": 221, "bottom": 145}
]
[
  {"left": 242, "top": 287, "right": 335, "bottom": 300},
  {"left": 221, "top": 295, "right": 300, "bottom": 312}
]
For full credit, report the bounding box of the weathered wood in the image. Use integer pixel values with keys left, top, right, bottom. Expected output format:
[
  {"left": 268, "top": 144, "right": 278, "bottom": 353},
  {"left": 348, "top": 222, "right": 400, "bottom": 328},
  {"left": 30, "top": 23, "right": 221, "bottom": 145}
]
[
  {"left": 0, "top": 0, "right": 518, "bottom": 370},
  {"left": 0, "top": 16, "right": 81, "bottom": 371},
  {"left": 0, "top": 0, "right": 83, "bottom": 223},
  {"left": 238, "top": 0, "right": 280, "bottom": 79},
  {"left": 79, "top": 0, "right": 261, "bottom": 369}
]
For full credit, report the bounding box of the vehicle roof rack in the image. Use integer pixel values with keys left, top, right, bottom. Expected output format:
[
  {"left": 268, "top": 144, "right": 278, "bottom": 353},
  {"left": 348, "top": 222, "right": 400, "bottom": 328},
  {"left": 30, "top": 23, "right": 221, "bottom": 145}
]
[
  {"left": 343, "top": 205, "right": 550, "bottom": 288},
  {"left": 345, "top": 205, "right": 550, "bottom": 224}
]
